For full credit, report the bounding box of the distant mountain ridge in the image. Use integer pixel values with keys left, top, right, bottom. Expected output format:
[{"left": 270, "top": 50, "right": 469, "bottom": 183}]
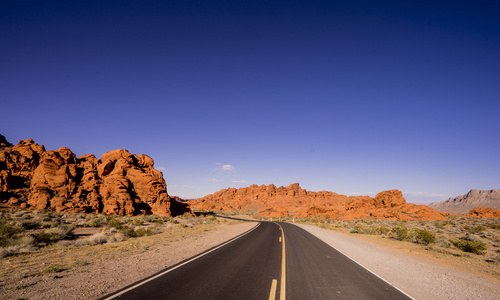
[{"left": 429, "top": 189, "right": 500, "bottom": 214}]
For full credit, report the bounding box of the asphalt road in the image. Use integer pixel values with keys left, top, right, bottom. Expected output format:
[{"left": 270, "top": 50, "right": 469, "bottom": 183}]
[{"left": 102, "top": 221, "right": 412, "bottom": 300}]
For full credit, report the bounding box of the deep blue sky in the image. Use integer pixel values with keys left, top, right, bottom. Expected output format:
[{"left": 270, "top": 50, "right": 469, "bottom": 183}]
[{"left": 1, "top": 0, "right": 499, "bottom": 203}]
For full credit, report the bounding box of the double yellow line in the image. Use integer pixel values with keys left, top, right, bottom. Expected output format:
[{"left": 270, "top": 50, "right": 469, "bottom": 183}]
[{"left": 269, "top": 223, "right": 286, "bottom": 300}]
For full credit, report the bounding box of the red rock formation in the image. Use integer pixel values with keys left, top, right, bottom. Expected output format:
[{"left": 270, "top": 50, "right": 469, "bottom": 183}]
[
  {"left": 0, "top": 135, "right": 190, "bottom": 216},
  {"left": 466, "top": 207, "right": 500, "bottom": 218},
  {"left": 190, "top": 184, "right": 447, "bottom": 220},
  {"left": 29, "top": 148, "right": 78, "bottom": 211},
  {"left": 0, "top": 137, "right": 45, "bottom": 203}
]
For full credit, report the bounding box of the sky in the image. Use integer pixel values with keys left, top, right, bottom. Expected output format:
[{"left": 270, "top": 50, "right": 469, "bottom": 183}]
[{"left": 1, "top": 0, "right": 499, "bottom": 203}]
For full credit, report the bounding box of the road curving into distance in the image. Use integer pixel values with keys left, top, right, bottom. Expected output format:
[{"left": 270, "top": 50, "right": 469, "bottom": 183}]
[{"left": 102, "top": 220, "right": 412, "bottom": 300}]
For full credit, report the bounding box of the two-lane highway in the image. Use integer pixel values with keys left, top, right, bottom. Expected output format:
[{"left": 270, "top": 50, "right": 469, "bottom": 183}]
[{"left": 103, "top": 221, "right": 412, "bottom": 300}]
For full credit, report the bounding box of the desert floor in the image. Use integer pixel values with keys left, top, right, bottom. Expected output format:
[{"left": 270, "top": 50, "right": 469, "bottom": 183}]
[{"left": 1, "top": 217, "right": 499, "bottom": 299}]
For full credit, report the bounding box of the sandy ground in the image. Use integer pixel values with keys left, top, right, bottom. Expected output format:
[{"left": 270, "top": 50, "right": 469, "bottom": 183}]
[
  {"left": 297, "top": 224, "right": 500, "bottom": 300},
  {"left": 2, "top": 220, "right": 499, "bottom": 300}
]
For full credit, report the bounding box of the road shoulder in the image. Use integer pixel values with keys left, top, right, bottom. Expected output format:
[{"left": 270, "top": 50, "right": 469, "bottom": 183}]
[{"left": 295, "top": 223, "right": 500, "bottom": 300}]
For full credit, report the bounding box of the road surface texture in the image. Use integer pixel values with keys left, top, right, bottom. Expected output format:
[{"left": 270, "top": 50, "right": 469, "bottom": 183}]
[{"left": 103, "top": 221, "right": 411, "bottom": 300}]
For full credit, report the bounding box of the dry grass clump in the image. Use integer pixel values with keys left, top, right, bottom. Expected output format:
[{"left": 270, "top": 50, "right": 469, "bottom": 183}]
[{"left": 0, "top": 209, "right": 221, "bottom": 258}]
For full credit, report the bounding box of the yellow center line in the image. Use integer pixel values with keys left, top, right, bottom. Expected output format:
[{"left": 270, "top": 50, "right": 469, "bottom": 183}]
[
  {"left": 268, "top": 279, "right": 278, "bottom": 300},
  {"left": 276, "top": 223, "right": 286, "bottom": 300}
]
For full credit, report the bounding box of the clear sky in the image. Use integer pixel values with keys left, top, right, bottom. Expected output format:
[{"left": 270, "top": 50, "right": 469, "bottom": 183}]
[{"left": 1, "top": 0, "right": 499, "bottom": 203}]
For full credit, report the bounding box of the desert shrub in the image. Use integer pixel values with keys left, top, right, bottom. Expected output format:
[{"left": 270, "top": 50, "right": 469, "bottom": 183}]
[
  {"left": 1, "top": 235, "right": 38, "bottom": 256},
  {"left": 130, "top": 219, "right": 144, "bottom": 226},
  {"left": 36, "top": 225, "right": 74, "bottom": 245},
  {"left": 107, "top": 232, "right": 126, "bottom": 243},
  {"left": 376, "top": 225, "right": 390, "bottom": 235},
  {"left": 18, "top": 218, "right": 42, "bottom": 229},
  {"left": 464, "top": 225, "right": 486, "bottom": 234},
  {"left": 88, "top": 216, "right": 107, "bottom": 227},
  {"left": 45, "top": 266, "right": 62, "bottom": 273},
  {"left": 119, "top": 226, "right": 155, "bottom": 237},
  {"left": 62, "top": 216, "right": 78, "bottom": 224},
  {"left": 414, "top": 229, "right": 436, "bottom": 245},
  {"left": 40, "top": 221, "right": 58, "bottom": 228},
  {"left": 349, "top": 225, "right": 363, "bottom": 234},
  {"left": 118, "top": 225, "right": 133, "bottom": 237},
  {"left": 153, "top": 218, "right": 164, "bottom": 225},
  {"left": 133, "top": 228, "right": 154, "bottom": 237},
  {"left": 106, "top": 217, "right": 122, "bottom": 229},
  {"left": 434, "top": 221, "right": 446, "bottom": 229},
  {"left": 361, "top": 226, "right": 381, "bottom": 235},
  {"left": 36, "top": 229, "right": 65, "bottom": 244},
  {"left": 451, "top": 237, "right": 487, "bottom": 255},
  {"left": 140, "top": 215, "right": 155, "bottom": 222},
  {"left": 88, "top": 232, "right": 108, "bottom": 245},
  {"left": 75, "top": 219, "right": 90, "bottom": 227},
  {"left": 391, "top": 224, "right": 409, "bottom": 241},
  {"left": 75, "top": 230, "right": 120, "bottom": 247},
  {"left": 0, "top": 218, "right": 23, "bottom": 243},
  {"left": 487, "top": 223, "right": 500, "bottom": 230}
]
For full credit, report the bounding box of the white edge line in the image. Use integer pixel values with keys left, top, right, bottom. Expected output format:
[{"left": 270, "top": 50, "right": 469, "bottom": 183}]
[
  {"left": 293, "top": 224, "right": 416, "bottom": 300},
  {"left": 104, "top": 222, "right": 261, "bottom": 299}
]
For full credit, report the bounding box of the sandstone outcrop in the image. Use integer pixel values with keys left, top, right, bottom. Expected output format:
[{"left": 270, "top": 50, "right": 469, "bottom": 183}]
[
  {"left": 190, "top": 184, "right": 447, "bottom": 220},
  {"left": 0, "top": 135, "right": 190, "bottom": 216},
  {"left": 429, "top": 189, "right": 500, "bottom": 214},
  {"left": 466, "top": 207, "right": 500, "bottom": 218}
]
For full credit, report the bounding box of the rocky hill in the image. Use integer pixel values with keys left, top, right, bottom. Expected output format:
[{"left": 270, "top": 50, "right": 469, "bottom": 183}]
[
  {"left": 190, "top": 183, "right": 447, "bottom": 220},
  {"left": 429, "top": 189, "right": 500, "bottom": 214},
  {"left": 466, "top": 207, "right": 500, "bottom": 218},
  {"left": 0, "top": 135, "right": 190, "bottom": 216}
]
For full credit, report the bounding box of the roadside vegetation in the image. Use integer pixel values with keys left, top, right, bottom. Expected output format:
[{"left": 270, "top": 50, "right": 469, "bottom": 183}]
[
  {"left": 288, "top": 216, "right": 500, "bottom": 270},
  {"left": 187, "top": 210, "right": 500, "bottom": 267},
  {"left": 0, "top": 209, "right": 221, "bottom": 258},
  {"left": 0, "top": 208, "right": 240, "bottom": 298}
]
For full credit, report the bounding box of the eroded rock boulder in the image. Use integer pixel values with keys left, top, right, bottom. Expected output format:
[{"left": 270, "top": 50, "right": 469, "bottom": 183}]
[
  {"left": 0, "top": 135, "right": 190, "bottom": 216},
  {"left": 29, "top": 148, "right": 78, "bottom": 211},
  {"left": 467, "top": 207, "right": 500, "bottom": 218}
]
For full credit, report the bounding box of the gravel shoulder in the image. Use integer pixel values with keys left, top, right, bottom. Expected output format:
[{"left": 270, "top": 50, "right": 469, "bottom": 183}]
[
  {"left": 296, "top": 223, "right": 500, "bottom": 300},
  {"left": 0, "top": 220, "right": 257, "bottom": 300}
]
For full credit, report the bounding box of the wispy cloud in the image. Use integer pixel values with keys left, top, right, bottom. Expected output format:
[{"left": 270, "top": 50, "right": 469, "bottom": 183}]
[
  {"left": 214, "top": 163, "right": 235, "bottom": 171},
  {"left": 221, "top": 164, "right": 234, "bottom": 171},
  {"left": 232, "top": 180, "right": 248, "bottom": 184},
  {"left": 157, "top": 167, "right": 167, "bottom": 171},
  {"left": 209, "top": 178, "right": 219, "bottom": 182}
]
